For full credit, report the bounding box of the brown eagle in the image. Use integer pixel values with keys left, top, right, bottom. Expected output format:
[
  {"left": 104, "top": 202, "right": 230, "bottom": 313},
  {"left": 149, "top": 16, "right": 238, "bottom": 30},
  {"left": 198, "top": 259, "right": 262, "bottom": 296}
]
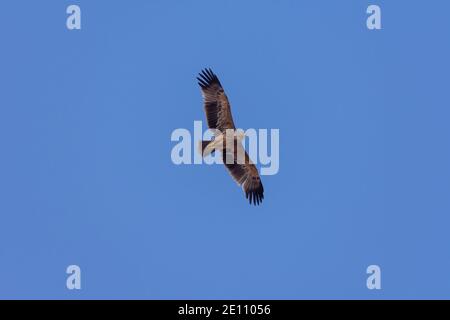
[{"left": 197, "top": 68, "right": 264, "bottom": 205}]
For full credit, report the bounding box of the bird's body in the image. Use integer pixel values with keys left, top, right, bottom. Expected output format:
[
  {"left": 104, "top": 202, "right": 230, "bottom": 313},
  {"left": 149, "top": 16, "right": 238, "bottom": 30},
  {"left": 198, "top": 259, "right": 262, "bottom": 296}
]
[
  {"left": 197, "top": 68, "right": 264, "bottom": 205},
  {"left": 199, "top": 130, "right": 244, "bottom": 158}
]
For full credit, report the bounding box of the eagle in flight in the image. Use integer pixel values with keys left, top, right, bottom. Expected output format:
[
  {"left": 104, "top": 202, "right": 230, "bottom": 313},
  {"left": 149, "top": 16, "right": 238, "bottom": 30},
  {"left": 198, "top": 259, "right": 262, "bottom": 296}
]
[{"left": 197, "top": 68, "right": 264, "bottom": 205}]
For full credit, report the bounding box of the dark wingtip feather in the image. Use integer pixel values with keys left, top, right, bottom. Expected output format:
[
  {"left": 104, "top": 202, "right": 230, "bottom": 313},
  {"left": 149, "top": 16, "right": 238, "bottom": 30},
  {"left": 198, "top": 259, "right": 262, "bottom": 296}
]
[
  {"left": 244, "top": 185, "right": 264, "bottom": 206},
  {"left": 197, "top": 68, "right": 221, "bottom": 88},
  {"left": 197, "top": 77, "right": 208, "bottom": 89},
  {"left": 251, "top": 184, "right": 264, "bottom": 206}
]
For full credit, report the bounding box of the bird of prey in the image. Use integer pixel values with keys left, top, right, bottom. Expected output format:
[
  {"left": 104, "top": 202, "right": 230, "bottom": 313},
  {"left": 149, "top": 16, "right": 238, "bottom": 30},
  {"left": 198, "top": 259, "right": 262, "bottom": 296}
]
[{"left": 197, "top": 68, "right": 264, "bottom": 205}]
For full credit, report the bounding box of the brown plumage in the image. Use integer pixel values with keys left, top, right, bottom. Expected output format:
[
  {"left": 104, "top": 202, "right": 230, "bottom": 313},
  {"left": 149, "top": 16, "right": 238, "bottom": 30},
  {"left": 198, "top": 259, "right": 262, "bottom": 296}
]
[
  {"left": 197, "top": 68, "right": 235, "bottom": 131},
  {"left": 197, "top": 68, "right": 264, "bottom": 205}
]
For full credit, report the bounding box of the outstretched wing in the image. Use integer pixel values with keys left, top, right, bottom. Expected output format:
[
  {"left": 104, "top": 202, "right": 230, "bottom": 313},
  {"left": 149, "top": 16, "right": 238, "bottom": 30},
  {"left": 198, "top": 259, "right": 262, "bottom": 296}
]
[
  {"left": 197, "top": 68, "right": 236, "bottom": 132},
  {"left": 222, "top": 145, "right": 264, "bottom": 205}
]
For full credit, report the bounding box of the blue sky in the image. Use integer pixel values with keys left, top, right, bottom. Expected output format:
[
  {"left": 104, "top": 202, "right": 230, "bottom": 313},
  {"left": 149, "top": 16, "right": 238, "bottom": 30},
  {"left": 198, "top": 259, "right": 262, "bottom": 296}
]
[{"left": 0, "top": 0, "right": 450, "bottom": 299}]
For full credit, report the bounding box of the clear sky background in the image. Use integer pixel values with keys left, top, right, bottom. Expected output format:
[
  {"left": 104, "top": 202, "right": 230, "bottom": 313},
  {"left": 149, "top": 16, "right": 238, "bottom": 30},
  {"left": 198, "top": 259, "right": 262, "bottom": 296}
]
[{"left": 1, "top": 1, "right": 450, "bottom": 299}]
